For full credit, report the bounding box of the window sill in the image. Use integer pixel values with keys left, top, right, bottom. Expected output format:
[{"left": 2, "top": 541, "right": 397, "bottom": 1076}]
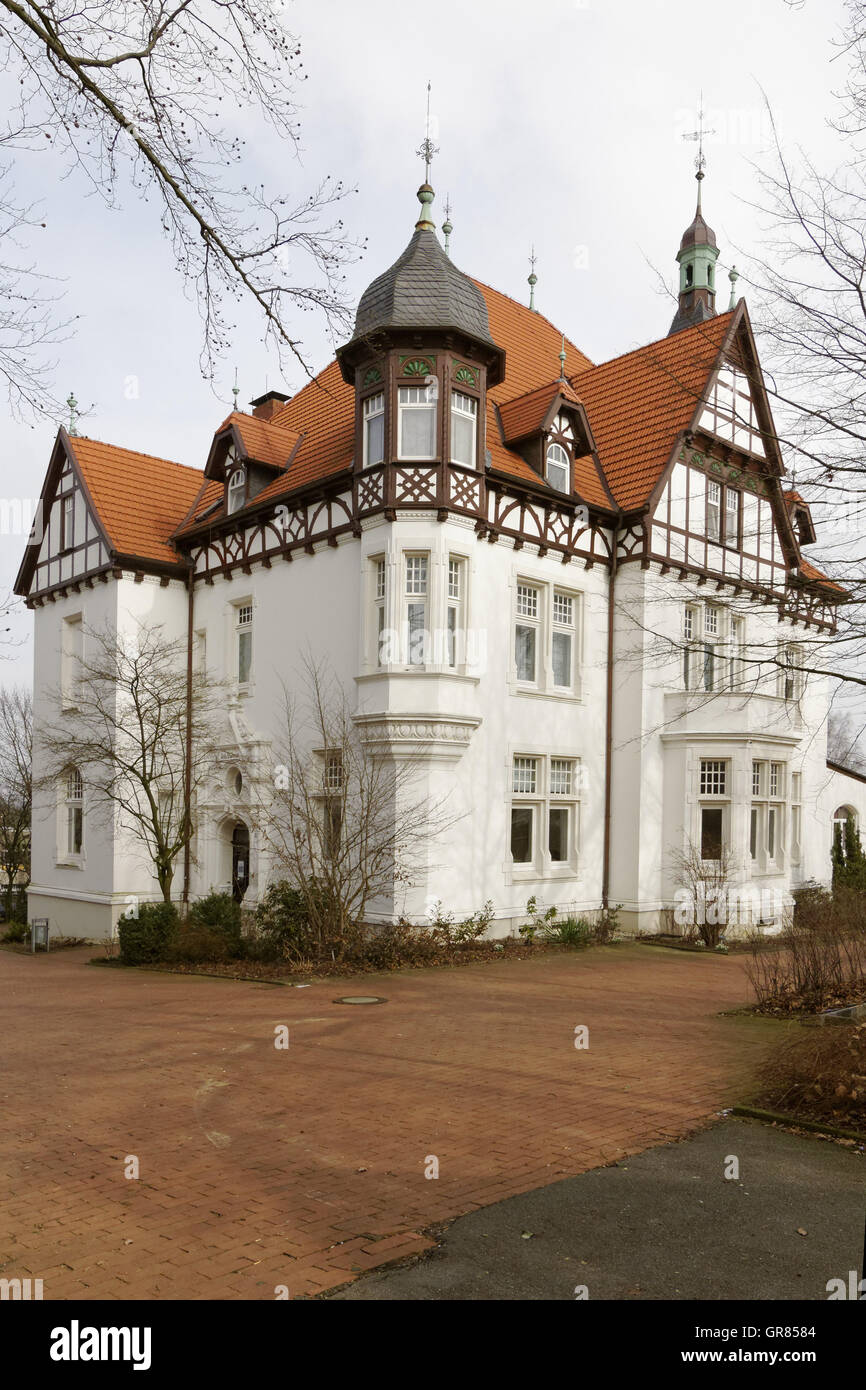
[
  {"left": 510, "top": 683, "right": 581, "bottom": 703},
  {"left": 55, "top": 857, "right": 85, "bottom": 870},
  {"left": 356, "top": 668, "right": 480, "bottom": 684}
]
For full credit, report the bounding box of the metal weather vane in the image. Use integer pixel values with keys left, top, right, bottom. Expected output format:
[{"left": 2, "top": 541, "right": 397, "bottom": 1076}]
[
  {"left": 416, "top": 81, "right": 439, "bottom": 183},
  {"left": 682, "top": 93, "right": 716, "bottom": 194}
]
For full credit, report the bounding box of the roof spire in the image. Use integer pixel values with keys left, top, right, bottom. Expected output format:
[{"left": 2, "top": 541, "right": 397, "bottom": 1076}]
[
  {"left": 669, "top": 96, "right": 721, "bottom": 336},
  {"left": 232, "top": 367, "right": 240, "bottom": 412},
  {"left": 528, "top": 246, "right": 538, "bottom": 311},
  {"left": 442, "top": 196, "right": 453, "bottom": 257},
  {"left": 728, "top": 264, "right": 740, "bottom": 309},
  {"left": 682, "top": 93, "right": 716, "bottom": 213},
  {"left": 415, "top": 80, "right": 438, "bottom": 231},
  {"left": 559, "top": 334, "right": 567, "bottom": 381},
  {"left": 66, "top": 391, "right": 79, "bottom": 436}
]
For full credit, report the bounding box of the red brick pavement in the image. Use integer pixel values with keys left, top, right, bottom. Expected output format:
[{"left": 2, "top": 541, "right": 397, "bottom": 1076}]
[{"left": 0, "top": 944, "right": 776, "bottom": 1299}]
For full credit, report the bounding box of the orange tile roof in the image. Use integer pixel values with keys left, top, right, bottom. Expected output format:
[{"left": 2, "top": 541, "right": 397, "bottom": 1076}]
[
  {"left": 216, "top": 411, "right": 301, "bottom": 470},
  {"left": 799, "top": 557, "right": 846, "bottom": 594},
  {"left": 570, "top": 311, "right": 735, "bottom": 512},
  {"left": 55, "top": 290, "right": 837, "bottom": 599},
  {"left": 499, "top": 379, "right": 584, "bottom": 443},
  {"left": 69, "top": 436, "right": 202, "bottom": 567}
]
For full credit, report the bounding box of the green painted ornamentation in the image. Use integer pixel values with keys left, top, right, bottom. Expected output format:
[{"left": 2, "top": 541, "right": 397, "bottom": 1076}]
[
  {"left": 362, "top": 365, "right": 383, "bottom": 387},
  {"left": 400, "top": 356, "right": 435, "bottom": 378},
  {"left": 453, "top": 363, "right": 478, "bottom": 387}
]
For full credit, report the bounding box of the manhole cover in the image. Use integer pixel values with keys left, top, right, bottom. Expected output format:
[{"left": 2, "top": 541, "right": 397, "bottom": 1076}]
[{"left": 334, "top": 995, "right": 387, "bottom": 1005}]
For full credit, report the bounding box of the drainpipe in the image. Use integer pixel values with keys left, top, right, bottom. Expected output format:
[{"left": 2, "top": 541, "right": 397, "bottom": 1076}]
[
  {"left": 182, "top": 566, "right": 194, "bottom": 906},
  {"left": 601, "top": 527, "right": 619, "bottom": 910}
]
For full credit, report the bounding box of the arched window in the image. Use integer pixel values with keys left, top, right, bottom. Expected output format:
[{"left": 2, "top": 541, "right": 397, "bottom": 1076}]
[
  {"left": 65, "top": 767, "right": 83, "bottom": 855},
  {"left": 227, "top": 467, "right": 246, "bottom": 515},
  {"left": 685, "top": 264, "right": 693, "bottom": 287},
  {"left": 833, "top": 805, "right": 858, "bottom": 856},
  {"left": 546, "top": 441, "right": 570, "bottom": 493}
]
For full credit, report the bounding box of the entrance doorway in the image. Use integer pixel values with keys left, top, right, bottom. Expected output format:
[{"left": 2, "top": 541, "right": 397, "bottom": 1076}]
[{"left": 231, "top": 821, "right": 250, "bottom": 902}]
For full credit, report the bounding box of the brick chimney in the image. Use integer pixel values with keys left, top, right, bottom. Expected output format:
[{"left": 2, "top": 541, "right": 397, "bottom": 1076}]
[{"left": 250, "top": 389, "right": 290, "bottom": 421}]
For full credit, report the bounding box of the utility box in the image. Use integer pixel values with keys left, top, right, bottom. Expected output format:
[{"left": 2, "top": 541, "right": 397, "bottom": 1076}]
[{"left": 30, "top": 918, "right": 50, "bottom": 953}]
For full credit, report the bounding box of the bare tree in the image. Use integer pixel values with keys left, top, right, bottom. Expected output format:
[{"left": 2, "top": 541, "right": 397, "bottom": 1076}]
[
  {"left": 670, "top": 837, "right": 737, "bottom": 949},
  {"left": 37, "top": 620, "right": 223, "bottom": 902},
  {"left": 827, "top": 709, "right": 866, "bottom": 771},
  {"left": 0, "top": 1, "right": 363, "bottom": 405},
  {"left": 259, "top": 661, "right": 452, "bottom": 958},
  {"left": 0, "top": 683, "right": 31, "bottom": 918},
  {"left": 736, "top": 2, "right": 866, "bottom": 689}
]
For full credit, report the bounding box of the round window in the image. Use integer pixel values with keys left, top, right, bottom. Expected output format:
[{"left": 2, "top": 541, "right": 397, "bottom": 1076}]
[{"left": 226, "top": 767, "right": 243, "bottom": 796}]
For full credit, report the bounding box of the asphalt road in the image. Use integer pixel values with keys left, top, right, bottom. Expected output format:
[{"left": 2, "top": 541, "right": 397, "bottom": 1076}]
[{"left": 331, "top": 1119, "right": 865, "bottom": 1300}]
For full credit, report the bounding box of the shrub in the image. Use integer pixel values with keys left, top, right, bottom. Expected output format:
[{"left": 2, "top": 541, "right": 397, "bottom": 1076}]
[
  {"left": 746, "top": 883, "right": 866, "bottom": 1014},
  {"left": 756, "top": 1023, "right": 866, "bottom": 1131},
  {"left": 189, "top": 892, "right": 241, "bottom": 943},
  {"left": 543, "top": 915, "right": 592, "bottom": 948},
  {"left": 2, "top": 920, "right": 27, "bottom": 944},
  {"left": 592, "top": 904, "right": 621, "bottom": 944},
  {"left": 519, "top": 895, "right": 557, "bottom": 943},
  {"left": 353, "top": 918, "right": 439, "bottom": 970},
  {"left": 164, "top": 924, "right": 238, "bottom": 964},
  {"left": 118, "top": 901, "right": 179, "bottom": 964},
  {"left": 253, "top": 880, "right": 333, "bottom": 961},
  {"left": 428, "top": 899, "right": 495, "bottom": 946}
]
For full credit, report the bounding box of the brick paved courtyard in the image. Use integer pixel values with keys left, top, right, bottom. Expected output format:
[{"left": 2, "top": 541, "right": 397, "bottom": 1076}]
[{"left": 0, "top": 943, "right": 780, "bottom": 1299}]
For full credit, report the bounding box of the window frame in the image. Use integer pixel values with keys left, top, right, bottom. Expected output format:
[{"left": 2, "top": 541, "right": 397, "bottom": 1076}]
[
  {"left": 510, "top": 753, "right": 580, "bottom": 876},
  {"left": 362, "top": 390, "right": 385, "bottom": 468},
  {"left": 403, "top": 551, "right": 429, "bottom": 667},
  {"left": 449, "top": 390, "right": 478, "bottom": 468},
  {"left": 235, "top": 600, "right": 253, "bottom": 687},
  {"left": 398, "top": 384, "right": 437, "bottom": 462},
  {"left": 545, "top": 440, "right": 571, "bottom": 494},
  {"left": 227, "top": 465, "right": 247, "bottom": 516}
]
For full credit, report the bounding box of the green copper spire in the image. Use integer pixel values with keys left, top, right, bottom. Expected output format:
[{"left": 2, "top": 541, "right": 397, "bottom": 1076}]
[
  {"left": 669, "top": 100, "right": 721, "bottom": 335},
  {"left": 528, "top": 246, "right": 538, "bottom": 311},
  {"left": 442, "top": 196, "right": 453, "bottom": 256},
  {"left": 415, "top": 81, "right": 438, "bottom": 231},
  {"left": 728, "top": 264, "right": 740, "bottom": 309}
]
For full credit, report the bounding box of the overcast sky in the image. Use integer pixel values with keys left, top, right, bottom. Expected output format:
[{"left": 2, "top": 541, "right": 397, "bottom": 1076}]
[{"left": 0, "top": 0, "right": 852, "bottom": 684}]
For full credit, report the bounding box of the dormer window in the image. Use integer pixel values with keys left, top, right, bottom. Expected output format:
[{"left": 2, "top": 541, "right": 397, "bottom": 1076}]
[
  {"left": 363, "top": 392, "right": 385, "bottom": 467},
  {"left": 398, "top": 385, "right": 436, "bottom": 461},
  {"left": 450, "top": 391, "right": 478, "bottom": 467},
  {"left": 546, "top": 441, "right": 570, "bottom": 493},
  {"left": 227, "top": 466, "right": 247, "bottom": 515}
]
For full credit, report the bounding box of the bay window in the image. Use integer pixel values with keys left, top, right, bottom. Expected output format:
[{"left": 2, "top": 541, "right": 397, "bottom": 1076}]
[
  {"left": 698, "top": 758, "right": 728, "bottom": 861},
  {"left": 446, "top": 557, "right": 465, "bottom": 669},
  {"left": 363, "top": 392, "right": 385, "bottom": 467},
  {"left": 404, "top": 553, "right": 428, "bottom": 665},
  {"left": 398, "top": 385, "right": 436, "bottom": 460},
  {"left": 450, "top": 392, "right": 477, "bottom": 466}
]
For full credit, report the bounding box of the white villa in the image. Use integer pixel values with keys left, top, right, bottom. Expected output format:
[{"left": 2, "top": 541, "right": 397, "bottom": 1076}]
[{"left": 15, "top": 168, "right": 866, "bottom": 940}]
